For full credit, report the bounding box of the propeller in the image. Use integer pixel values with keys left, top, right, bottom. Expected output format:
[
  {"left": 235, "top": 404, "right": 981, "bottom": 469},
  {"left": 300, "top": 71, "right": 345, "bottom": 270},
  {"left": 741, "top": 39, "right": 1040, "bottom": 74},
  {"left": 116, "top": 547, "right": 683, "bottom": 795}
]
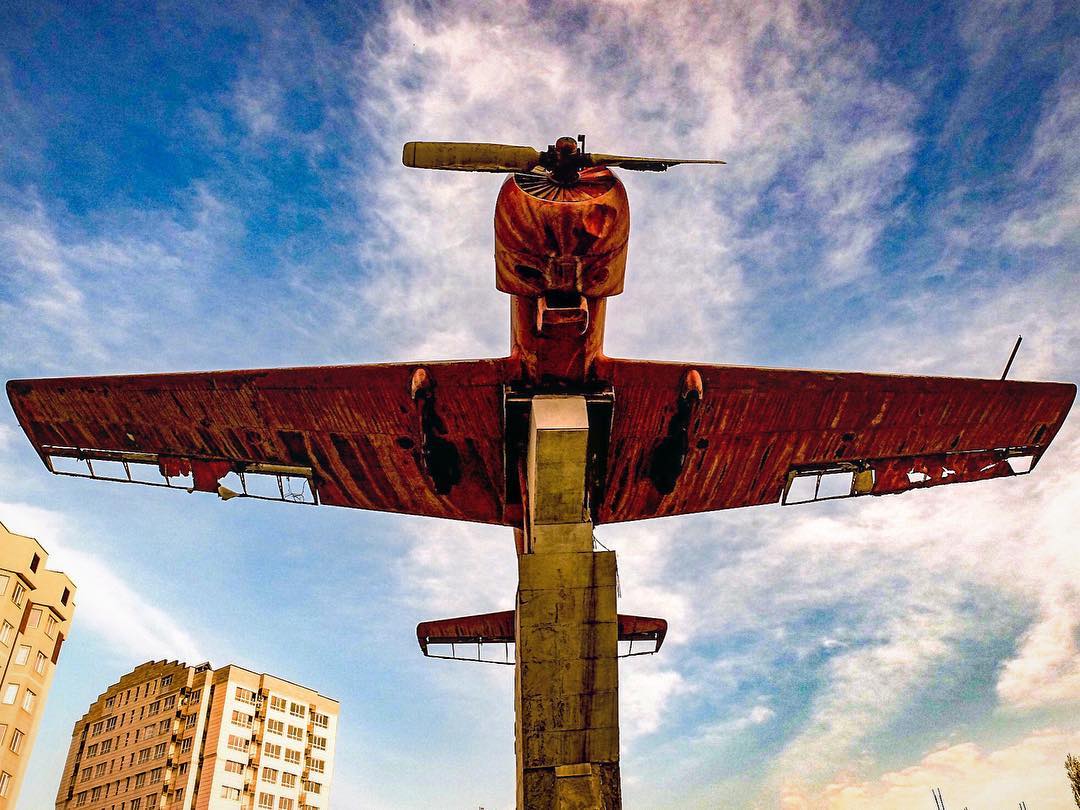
[{"left": 402, "top": 135, "right": 724, "bottom": 182}]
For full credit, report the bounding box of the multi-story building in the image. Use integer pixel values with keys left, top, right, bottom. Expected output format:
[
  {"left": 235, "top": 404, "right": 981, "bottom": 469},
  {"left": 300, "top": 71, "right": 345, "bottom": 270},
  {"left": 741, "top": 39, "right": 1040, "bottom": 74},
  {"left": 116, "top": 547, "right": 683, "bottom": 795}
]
[
  {"left": 55, "top": 660, "right": 338, "bottom": 810},
  {"left": 0, "top": 520, "right": 77, "bottom": 808}
]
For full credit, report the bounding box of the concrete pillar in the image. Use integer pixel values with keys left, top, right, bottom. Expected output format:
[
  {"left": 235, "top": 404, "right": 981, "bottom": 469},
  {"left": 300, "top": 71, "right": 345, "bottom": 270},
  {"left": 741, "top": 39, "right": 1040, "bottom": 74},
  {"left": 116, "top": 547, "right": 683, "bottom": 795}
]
[{"left": 516, "top": 396, "right": 621, "bottom": 809}]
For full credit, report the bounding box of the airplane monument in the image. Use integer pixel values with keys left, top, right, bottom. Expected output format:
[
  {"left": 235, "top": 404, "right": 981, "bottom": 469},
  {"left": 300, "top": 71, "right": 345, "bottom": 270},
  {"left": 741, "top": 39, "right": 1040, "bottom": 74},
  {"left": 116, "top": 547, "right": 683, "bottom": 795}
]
[{"left": 7, "top": 136, "right": 1076, "bottom": 809}]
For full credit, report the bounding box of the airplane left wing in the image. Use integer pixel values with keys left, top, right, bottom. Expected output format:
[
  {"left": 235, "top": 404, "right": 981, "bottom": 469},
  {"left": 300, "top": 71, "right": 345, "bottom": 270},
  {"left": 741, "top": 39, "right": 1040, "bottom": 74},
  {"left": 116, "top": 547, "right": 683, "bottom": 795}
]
[
  {"left": 7, "top": 360, "right": 513, "bottom": 524},
  {"left": 592, "top": 358, "right": 1075, "bottom": 524}
]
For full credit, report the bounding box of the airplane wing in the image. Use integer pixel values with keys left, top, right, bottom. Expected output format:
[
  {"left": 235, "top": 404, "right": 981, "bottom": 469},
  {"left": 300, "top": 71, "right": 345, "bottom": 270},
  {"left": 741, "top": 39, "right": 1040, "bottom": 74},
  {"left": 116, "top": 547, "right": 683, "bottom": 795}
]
[
  {"left": 592, "top": 358, "right": 1076, "bottom": 524},
  {"left": 7, "top": 359, "right": 512, "bottom": 525}
]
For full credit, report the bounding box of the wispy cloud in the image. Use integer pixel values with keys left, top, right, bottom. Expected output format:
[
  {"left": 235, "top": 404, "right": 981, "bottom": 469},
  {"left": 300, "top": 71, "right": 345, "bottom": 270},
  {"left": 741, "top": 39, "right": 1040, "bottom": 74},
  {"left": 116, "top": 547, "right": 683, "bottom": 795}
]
[
  {"left": 787, "top": 726, "right": 1080, "bottom": 809},
  {"left": 0, "top": 503, "right": 206, "bottom": 664}
]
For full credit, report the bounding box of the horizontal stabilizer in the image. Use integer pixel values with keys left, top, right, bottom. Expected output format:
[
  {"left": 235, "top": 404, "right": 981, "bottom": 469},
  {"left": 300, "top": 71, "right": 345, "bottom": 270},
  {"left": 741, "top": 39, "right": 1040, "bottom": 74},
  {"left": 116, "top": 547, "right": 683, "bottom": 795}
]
[{"left": 416, "top": 610, "right": 667, "bottom": 664}]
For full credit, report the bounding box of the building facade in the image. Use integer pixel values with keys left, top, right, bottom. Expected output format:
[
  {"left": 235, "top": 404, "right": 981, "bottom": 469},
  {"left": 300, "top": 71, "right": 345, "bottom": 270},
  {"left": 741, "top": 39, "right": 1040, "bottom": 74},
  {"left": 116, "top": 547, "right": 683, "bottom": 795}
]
[
  {"left": 56, "top": 660, "right": 338, "bottom": 810},
  {"left": 0, "top": 520, "right": 77, "bottom": 809}
]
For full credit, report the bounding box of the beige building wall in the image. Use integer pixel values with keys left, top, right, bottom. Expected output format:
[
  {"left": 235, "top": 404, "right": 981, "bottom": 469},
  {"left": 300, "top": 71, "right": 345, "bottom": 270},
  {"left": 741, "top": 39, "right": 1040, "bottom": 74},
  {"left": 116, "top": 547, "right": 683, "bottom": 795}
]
[
  {"left": 56, "top": 661, "right": 338, "bottom": 810},
  {"left": 0, "top": 520, "right": 77, "bottom": 809}
]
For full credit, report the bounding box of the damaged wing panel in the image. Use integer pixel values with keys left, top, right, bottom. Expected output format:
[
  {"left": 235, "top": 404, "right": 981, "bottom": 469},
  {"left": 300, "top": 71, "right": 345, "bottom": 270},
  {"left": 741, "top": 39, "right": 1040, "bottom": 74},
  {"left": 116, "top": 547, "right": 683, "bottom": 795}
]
[
  {"left": 593, "top": 358, "right": 1076, "bottom": 523},
  {"left": 7, "top": 359, "right": 512, "bottom": 524}
]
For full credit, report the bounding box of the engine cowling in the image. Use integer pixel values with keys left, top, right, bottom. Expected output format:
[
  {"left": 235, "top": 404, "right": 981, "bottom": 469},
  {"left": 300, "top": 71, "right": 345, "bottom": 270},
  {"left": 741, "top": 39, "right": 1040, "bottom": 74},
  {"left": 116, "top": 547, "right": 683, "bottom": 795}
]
[{"left": 494, "top": 167, "right": 630, "bottom": 301}]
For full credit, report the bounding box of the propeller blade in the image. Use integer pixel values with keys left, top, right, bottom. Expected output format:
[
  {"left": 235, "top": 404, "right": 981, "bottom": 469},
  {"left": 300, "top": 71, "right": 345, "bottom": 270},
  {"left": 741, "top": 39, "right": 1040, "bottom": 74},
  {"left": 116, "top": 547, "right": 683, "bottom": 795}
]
[
  {"left": 589, "top": 154, "right": 726, "bottom": 172},
  {"left": 403, "top": 142, "right": 542, "bottom": 172}
]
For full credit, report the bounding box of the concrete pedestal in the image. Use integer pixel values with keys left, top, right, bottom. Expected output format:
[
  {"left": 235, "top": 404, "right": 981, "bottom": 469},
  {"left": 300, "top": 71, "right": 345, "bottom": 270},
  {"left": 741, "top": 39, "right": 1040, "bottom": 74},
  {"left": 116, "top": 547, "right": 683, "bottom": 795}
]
[{"left": 515, "top": 396, "right": 621, "bottom": 809}]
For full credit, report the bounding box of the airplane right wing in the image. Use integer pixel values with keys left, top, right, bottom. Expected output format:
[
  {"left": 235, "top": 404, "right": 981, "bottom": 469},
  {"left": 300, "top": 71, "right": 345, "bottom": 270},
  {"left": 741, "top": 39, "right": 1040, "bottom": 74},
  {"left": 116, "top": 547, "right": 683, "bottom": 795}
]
[{"left": 592, "top": 358, "right": 1076, "bottom": 524}]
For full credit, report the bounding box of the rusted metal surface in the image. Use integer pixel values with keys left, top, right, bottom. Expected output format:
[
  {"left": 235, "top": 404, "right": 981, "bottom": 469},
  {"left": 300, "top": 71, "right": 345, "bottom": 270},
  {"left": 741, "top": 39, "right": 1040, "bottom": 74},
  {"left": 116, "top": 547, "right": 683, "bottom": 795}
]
[
  {"left": 592, "top": 357, "right": 1075, "bottom": 523},
  {"left": 7, "top": 359, "right": 512, "bottom": 524}
]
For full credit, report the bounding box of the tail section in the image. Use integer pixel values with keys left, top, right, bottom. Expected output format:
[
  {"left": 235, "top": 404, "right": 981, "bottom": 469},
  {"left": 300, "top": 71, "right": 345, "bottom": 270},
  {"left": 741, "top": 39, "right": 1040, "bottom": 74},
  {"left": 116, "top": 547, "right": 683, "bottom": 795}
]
[{"left": 416, "top": 610, "right": 667, "bottom": 664}]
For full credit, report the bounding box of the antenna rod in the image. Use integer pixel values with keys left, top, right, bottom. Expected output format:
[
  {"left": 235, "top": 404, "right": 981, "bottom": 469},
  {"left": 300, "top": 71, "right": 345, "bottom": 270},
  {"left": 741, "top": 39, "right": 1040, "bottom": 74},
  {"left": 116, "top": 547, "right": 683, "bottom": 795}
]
[{"left": 1001, "top": 334, "right": 1023, "bottom": 380}]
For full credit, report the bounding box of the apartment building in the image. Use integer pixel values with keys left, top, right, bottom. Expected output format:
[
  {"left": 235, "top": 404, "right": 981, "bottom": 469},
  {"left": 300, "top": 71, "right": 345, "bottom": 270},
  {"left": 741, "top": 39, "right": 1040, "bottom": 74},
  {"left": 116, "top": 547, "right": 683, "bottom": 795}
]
[
  {"left": 0, "top": 520, "right": 77, "bottom": 809},
  {"left": 56, "top": 660, "right": 338, "bottom": 810}
]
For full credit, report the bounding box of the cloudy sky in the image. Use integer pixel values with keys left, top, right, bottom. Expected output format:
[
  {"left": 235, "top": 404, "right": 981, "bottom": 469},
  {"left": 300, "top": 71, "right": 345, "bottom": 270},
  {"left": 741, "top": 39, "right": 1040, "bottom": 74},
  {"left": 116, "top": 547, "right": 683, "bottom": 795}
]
[{"left": 1, "top": 1, "right": 1078, "bottom": 808}]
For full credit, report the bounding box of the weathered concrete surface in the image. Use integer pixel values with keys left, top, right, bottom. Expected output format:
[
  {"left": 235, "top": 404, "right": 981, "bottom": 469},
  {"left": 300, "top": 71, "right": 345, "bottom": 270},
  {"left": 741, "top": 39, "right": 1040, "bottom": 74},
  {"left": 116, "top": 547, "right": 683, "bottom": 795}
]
[{"left": 517, "top": 395, "right": 621, "bottom": 809}]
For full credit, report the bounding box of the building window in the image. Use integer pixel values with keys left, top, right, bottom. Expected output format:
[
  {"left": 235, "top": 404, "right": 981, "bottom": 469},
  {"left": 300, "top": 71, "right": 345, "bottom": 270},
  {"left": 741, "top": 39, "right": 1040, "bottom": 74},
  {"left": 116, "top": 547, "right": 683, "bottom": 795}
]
[
  {"left": 262, "top": 766, "right": 279, "bottom": 783},
  {"left": 29, "top": 553, "right": 40, "bottom": 573},
  {"left": 180, "top": 737, "right": 193, "bottom": 753},
  {"left": 80, "top": 767, "right": 91, "bottom": 781},
  {"left": 284, "top": 749, "right": 301, "bottom": 765},
  {"left": 310, "top": 735, "right": 327, "bottom": 750},
  {"left": 258, "top": 793, "right": 274, "bottom": 809},
  {"left": 99, "top": 738, "right": 112, "bottom": 754},
  {"left": 14, "top": 645, "right": 30, "bottom": 666},
  {"left": 147, "top": 700, "right": 161, "bottom": 716},
  {"left": 269, "top": 695, "right": 287, "bottom": 712},
  {"left": 34, "top": 651, "right": 47, "bottom": 675},
  {"left": 21, "top": 689, "right": 35, "bottom": 713},
  {"left": 61, "top": 587, "right": 70, "bottom": 606},
  {"left": 289, "top": 702, "right": 306, "bottom": 718},
  {"left": 0, "top": 575, "right": 8, "bottom": 598},
  {"left": 278, "top": 798, "right": 294, "bottom": 810},
  {"left": 90, "top": 786, "right": 102, "bottom": 801},
  {"left": 226, "top": 735, "right": 248, "bottom": 753},
  {"left": 150, "top": 767, "right": 163, "bottom": 783},
  {"left": 0, "top": 622, "right": 12, "bottom": 645},
  {"left": 264, "top": 743, "right": 281, "bottom": 758},
  {"left": 86, "top": 743, "right": 98, "bottom": 757},
  {"left": 1, "top": 684, "right": 18, "bottom": 705},
  {"left": 104, "top": 716, "right": 116, "bottom": 731},
  {"left": 286, "top": 725, "right": 303, "bottom": 741},
  {"left": 45, "top": 614, "right": 57, "bottom": 638},
  {"left": 9, "top": 729, "right": 23, "bottom": 754},
  {"left": 266, "top": 719, "right": 284, "bottom": 735},
  {"left": 138, "top": 747, "right": 151, "bottom": 763},
  {"left": 94, "top": 763, "right": 106, "bottom": 778},
  {"left": 159, "top": 718, "right": 171, "bottom": 734},
  {"left": 130, "top": 799, "right": 141, "bottom": 810},
  {"left": 232, "top": 710, "right": 254, "bottom": 729},
  {"left": 303, "top": 781, "right": 322, "bottom": 794},
  {"left": 224, "top": 760, "right": 245, "bottom": 774},
  {"left": 75, "top": 791, "right": 87, "bottom": 806},
  {"left": 162, "top": 694, "right": 176, "bottom": 709},
  {"left": 0, "top": 772, "right": 12, "bottom": 798},
  {"left": 184, "top": 714, "right": 197, "bottom": 728},
  {"left": 154, "top": 742, "right": 167, "bottom": 758},
  {"left": 27, "top": 607, "right": 42, "bottom": 628},
  {"left": 135, "top": 772, "right": 147, "bottom": 787},
  {"left": 161, "top": 675, "right": 172, "bottom": 687},
  {"left": 220, "top": 786, "right": 241, "bottom": 800},
  {"left": 10, "top": 583, "right": 25, "bottom": 607},
  {"left": 308, "top": 758, "right": 325, "bottom": 773},
  {"left": 280, "top": 772, "right": 297, "bottom": 788},
  {"left": 235, "top": 687, "right": 257, "bottom": 705},
  {"left": 104, "top": 696, "right": 115, "bottom": 710}
]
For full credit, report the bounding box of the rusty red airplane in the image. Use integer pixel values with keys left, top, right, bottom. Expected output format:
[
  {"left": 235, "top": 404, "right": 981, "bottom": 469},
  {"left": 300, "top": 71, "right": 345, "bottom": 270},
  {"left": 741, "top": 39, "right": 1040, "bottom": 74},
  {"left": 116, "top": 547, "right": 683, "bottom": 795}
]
[{"left": 8, "top": 135, "right": 1073, "bottom": 528}]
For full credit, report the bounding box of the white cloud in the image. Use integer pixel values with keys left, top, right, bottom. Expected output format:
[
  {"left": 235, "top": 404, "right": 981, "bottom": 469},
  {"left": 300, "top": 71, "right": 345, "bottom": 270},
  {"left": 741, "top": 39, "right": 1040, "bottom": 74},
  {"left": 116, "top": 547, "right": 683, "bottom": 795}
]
[
  {"left": 783, "top": 726, "right": 1080, "bottom": 809},
  {"left": 0, "top": 502, "right": 206, "bottom": 664}
]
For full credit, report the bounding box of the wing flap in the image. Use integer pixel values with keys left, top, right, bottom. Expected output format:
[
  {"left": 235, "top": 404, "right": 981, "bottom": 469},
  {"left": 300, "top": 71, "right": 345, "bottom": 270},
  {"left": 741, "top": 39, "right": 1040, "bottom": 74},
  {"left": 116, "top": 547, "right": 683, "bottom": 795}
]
[{"left": 593, "top": 358, "right": 1075, "bottom": 523}]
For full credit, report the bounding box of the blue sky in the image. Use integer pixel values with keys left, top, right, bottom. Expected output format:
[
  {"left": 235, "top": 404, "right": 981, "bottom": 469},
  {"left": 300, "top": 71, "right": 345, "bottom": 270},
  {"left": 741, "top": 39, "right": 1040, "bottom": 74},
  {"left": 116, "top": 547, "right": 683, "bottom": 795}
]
[{"left": 1, "top": 1, "right": 1078, "bottom": 807}]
